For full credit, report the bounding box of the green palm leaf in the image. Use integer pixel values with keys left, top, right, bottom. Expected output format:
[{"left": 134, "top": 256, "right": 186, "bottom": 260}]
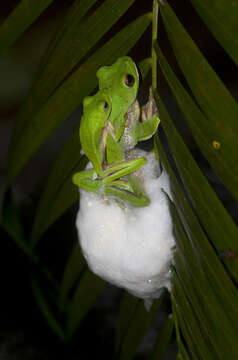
[
  {"left": 155, "top": 127, "right": 238, "bottom": 357},
  {"left": 155, "top": 43, "right": 238, "bottom": 210},
  {"left": 189, "top": 0, "right": 238, "bottom": 65},
  {"left": 58, "top": 244, "right": 86, "bottom": 312},
  {"left": 31, "top": 275, "right": 65, "bottom": 342},
  {"left": 66, "top": 269, "right": 106, "bottom": 340},
  {"left": 0, "top": 0, "right": 54, "bottom": 55},
  {"left": 155, "top": 89, "right": 238, "bottom": 281},
  {"left": 160, "top": 3, "right": 238, "bottom": 202},
  {"left": 153, "top": 1, "right": 238, "bottom": 358},
  {"left": 116, "top": 292, "right": 165, "bottom": 360},
  {"left": 150, "top": 314, "right": 174, "bottom": 360},
  {"left": 30, "top": 131, "right": 87, "bottom": 245}
]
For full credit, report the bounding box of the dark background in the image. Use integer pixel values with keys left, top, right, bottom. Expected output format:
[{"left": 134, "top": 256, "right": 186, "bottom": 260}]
[{"left": 0, "top": 0, "right": 237, "bottom": 358}]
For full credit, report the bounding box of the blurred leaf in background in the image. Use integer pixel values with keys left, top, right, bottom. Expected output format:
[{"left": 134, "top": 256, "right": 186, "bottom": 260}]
[
  {"left": 0, "top": 0, "right": 237, "bottom": 359},
  {"left": 154, "top": 1, "right": 238, "bottom": 359}
]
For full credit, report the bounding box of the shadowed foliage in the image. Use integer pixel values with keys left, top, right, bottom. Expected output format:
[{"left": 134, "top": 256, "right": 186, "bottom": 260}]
[{"left": 0, "top": 0, "right": 237, "bottom": 358}]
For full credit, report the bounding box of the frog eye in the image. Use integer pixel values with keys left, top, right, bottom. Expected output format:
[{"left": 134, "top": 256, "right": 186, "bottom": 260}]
[
  {"left": 103, "top": 101, "right": 109, "bottom": 111},
  {"left": 124, "top": 74, "right": 135, "bottom": 87}
]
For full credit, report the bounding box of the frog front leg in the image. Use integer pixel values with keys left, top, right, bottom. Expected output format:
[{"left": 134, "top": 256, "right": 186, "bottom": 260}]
[
  {"left": 133, "top": 87, "right": 160, "bottom": 143},
  {"left": 119, "top": 91, "right": 160, "bottom": 153},
  {"left": 72, "top": 169, "right": 103, "bottom": 193}
]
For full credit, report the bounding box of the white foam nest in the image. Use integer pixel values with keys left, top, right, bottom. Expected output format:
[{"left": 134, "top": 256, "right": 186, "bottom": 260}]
[{"left": 76, "top": 150, "right": 175, "bottom": 305}]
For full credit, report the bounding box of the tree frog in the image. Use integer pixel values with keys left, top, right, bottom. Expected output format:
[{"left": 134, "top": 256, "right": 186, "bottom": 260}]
[
  {"left": 97, "top": 57, "right": 160, "bottom": 165},
  {"left": 72, "top": 89, "right": 149, "bottom": 207}
]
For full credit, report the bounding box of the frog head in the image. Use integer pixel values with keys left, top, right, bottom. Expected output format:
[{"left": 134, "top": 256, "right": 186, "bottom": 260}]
[{"left": 96, "top": 56, "right": 139, "bottom": 138}]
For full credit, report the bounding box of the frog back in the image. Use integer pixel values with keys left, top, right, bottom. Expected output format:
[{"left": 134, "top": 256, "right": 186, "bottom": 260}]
[{"left": 80, "top": 91, "right": 112, "bottom": 174}]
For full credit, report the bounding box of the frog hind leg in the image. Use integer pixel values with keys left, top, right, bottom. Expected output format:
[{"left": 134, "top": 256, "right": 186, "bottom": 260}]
[
  {"left": 72, "top": 157, "right": 146, "bottom": 193},
  {"left": 134, "top": 114, "right": 160, "bottom": 143},
  {"left": 104, "top": 173, "right": 150, "bottom": 207},
  {"left": 72, "top": 169, "right": 102, "bottom": 192},
  {"left": 104, "top": 185, "right": 150, "bottom": 207}
]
